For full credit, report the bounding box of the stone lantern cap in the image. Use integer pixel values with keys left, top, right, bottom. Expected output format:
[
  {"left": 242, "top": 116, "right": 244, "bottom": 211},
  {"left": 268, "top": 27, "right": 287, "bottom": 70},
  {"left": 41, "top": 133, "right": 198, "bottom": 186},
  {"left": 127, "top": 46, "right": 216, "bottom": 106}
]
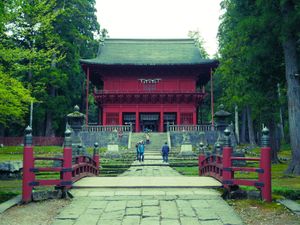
[
  {"left": 214, "top": 104, "right": 231, "bottom": 118},
  {"left": 67, "top": 105, "right": 85, "bottom": 118},
  {"left": 66, "top": 105, "right": 85, "bottom": 131}
]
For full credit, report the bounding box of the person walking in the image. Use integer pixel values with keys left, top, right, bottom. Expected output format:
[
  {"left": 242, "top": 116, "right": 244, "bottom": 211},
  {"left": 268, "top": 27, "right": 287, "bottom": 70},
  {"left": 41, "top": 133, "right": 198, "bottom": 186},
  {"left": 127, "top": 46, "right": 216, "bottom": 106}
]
[
  {"left": 161, "top": 141, "right": 169, "bottom": 163},
  {"left": 135, "top": 142, "right": 140, "bottom": 161},
  {"left": 138, "top": 140, "right": 145, "bottom": 162}
]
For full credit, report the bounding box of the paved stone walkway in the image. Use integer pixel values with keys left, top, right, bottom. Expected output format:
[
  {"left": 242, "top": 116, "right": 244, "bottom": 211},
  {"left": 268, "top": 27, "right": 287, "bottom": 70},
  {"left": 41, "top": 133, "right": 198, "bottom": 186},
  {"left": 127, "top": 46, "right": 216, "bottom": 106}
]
[
  {"left": 120, "top": 158, "right": 179, "bottom": 176},
  {"left": 51, "top": 152, "right": 244, "bottom": 225}
]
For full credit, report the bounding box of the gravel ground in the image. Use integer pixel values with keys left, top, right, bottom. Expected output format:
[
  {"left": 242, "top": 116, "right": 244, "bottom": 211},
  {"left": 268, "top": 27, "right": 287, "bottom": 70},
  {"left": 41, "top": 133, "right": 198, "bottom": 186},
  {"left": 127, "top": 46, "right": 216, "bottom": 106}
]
[
  {"left": 0, "top": 198, "right": 299, "bottom": 225},
  {"left": 0, "top": 199, "right": 70, "bottom": 225},
  {"left": 230, "top": 200, "right": 300, "bottom": 225}
]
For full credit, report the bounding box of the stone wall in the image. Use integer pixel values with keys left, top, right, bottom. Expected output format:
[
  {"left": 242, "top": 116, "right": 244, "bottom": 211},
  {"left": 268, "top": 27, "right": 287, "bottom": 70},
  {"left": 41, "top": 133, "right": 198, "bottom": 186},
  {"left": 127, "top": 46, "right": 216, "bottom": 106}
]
[
  {"left": 170, "top": 131, "right": 219, "bottom": 148},
  {"left": 79, "top": 131, "right": 130, "bottom": 148}
]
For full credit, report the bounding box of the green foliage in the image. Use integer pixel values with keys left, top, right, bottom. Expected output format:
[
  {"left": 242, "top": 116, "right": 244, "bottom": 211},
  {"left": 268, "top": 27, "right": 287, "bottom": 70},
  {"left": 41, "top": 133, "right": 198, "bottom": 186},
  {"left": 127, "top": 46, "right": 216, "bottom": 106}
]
[
  {"left": 0, "top": 0, "right": 100, "bottom": 136},
  {"left": 188, "top": 30, "right": 209, "bottom": 59},
  {"left": 0, "top": 71, "right": 32, "bottom": 126}
]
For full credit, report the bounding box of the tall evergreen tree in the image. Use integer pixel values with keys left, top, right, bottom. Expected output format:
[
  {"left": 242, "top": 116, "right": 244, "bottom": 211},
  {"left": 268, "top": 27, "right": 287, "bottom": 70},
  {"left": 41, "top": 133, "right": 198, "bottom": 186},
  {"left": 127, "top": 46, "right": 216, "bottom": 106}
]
[
  {"left": 218, "top": 0, "right": 285, "bottom": 161},
  {"left": 0, "top": 1, "right": 33, "bottom": 128},
  {"left": 1, "top": 0, "right": 100, "bottom": 136}
]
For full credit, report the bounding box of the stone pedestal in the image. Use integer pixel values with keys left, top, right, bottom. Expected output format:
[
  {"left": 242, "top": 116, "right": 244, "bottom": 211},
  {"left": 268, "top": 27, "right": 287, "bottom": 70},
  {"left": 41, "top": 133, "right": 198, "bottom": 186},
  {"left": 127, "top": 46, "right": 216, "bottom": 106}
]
[
  {"left": 178, "top": 144, "right": 195, "bottom": 157},
  {"left": 105, "top": 144, "right": 120, "bottom": 158}
]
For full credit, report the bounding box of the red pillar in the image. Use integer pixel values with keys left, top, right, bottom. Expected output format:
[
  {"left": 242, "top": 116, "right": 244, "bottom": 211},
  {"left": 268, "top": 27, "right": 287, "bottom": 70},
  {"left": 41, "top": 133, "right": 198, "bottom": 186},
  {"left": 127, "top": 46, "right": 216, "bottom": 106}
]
[
  {"left": 22, "top": 126, "right": 34, "bottom": 203},
  {"left": 177, "top": 111, "right": 180, "bottom": 125},
  {"left": 98, "top": 106, "right": 102, "bottom": 125},
  {"left": 222, "top": 146, "right": 233, "bottom": 181},
  {"left": 160, "top": 111, "right": 164, "bottom": 132},
  {"left": 259, "top": 146, "right": 272, "bottom": 202},
  {"left": 193, "top": 111, "right": 197, "bottom": 125},
  {"left": 119, "top": 112, "right": 123, "bottom": 125},
  {"left": 85, "top": 67, "right": 90, "bottom": 126},
  {"left": 259, "top": 127, "right": 272, "bottom": 202},
  {"left": 135, "top": 111, "right": 139, "bottom": 132},
  {"left": 222, "top": 129, "right": 233, "bottom": 188},
  {"left": 62, "top": 129, "right": 72, "bottom": 189},
  {"left": 198, "top": 154, "right": 206, "bottom": 176},
  {"left": 103, "top": 112, "right": 107, "bottom": 126}
]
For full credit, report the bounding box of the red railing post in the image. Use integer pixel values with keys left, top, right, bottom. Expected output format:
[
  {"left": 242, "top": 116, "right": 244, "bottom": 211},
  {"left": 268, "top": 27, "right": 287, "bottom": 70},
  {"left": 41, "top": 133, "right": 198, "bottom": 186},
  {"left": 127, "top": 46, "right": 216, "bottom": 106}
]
[
  {"left": 62, "top": 129, "right": 73, "bottom": 189},
  {"left": 259, "top": 127, "right": 272, "bottom": 202},
  {"left": 222, "top": 128, "right": 233, "bottom": 187},
  {"left": 93, "top": 142, "right": 100, "bottom": 175},
  {"left": 198, "top": 154, "right": 206, "bottom": 176},
  {"left": 22, "top": 126, "right": 34, "bottom": 203}
]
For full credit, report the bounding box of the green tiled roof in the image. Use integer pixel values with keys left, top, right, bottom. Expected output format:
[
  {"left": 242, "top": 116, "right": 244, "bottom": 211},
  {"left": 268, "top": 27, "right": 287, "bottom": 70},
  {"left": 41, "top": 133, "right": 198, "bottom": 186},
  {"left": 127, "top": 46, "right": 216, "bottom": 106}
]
[{"left": 80, "top": 39, "right": 218, "bottom": 66}]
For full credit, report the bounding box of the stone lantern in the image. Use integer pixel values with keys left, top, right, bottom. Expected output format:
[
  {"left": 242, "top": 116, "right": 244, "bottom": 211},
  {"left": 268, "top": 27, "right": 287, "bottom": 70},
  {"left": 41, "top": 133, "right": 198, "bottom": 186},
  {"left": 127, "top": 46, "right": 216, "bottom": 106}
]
[
  {"left": 67, "top": 105, "right": 85, "bottom": 132},
  {"left": 214, "top": 104, "right": 231, "bottom": 132},
  {"left": 66, "top": 105, "right": 86, "bottom": 156},
  {"left": 214, "top": 104, "right": 231, "bottom": 147}
]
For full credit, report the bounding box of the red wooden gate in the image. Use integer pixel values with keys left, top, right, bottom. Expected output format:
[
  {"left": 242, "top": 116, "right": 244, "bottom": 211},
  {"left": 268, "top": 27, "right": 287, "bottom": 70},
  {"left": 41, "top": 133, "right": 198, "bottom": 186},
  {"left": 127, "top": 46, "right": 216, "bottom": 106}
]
[
  {"left": 198, "top": 127, "right": 272, "bottom": 202},
  {"left": 22, "top": 127, "right": 100, "bottom": 203}
]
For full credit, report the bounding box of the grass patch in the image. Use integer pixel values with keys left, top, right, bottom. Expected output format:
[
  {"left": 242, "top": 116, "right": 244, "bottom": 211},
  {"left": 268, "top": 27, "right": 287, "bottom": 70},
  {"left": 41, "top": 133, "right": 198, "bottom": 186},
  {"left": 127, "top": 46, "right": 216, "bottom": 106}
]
[
  {"left": 170, "top": 166, "right": 198, "bottom": 176},
  {"left": 0, "top": 191, "right": 19, "bottom": 203}
]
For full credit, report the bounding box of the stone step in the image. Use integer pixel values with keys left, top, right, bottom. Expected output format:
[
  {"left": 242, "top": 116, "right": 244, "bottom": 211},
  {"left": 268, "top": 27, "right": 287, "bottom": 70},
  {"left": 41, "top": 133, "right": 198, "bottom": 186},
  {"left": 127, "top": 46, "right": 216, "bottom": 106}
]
[{"left": 73, "top": 176, "right": 222, "bottom": 188}]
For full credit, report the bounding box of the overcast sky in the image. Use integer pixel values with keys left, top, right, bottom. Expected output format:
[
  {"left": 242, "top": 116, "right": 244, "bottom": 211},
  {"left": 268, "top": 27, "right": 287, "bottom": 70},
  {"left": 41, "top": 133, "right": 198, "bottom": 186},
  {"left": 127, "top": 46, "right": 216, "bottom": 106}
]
[{"left": 95, "top": 0, "right": 222, "bottom": 57}]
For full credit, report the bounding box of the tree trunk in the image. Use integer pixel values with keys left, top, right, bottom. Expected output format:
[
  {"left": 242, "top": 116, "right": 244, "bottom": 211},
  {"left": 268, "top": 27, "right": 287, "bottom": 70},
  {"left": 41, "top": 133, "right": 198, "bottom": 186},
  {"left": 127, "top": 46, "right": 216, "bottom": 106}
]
[
  {"left": 282, "top": 37, "right": 300, "bottom": 175},
  {"left": 268, "top": 118, "right": 280, "bottom": 163},
  {"left": 277, "top": 83, "right": 285, "bottom": 141},
  {"left": 240, "top": 107, "right": 247, "bottom": 143},
  {"left": 0, "top": 124, "right": 4, "bottom": 137},
  {"left": 45, "top": 86, "right": 55, "bottom": 137},
  {"left": 234, "top": 105, "right": 239, "bottom": 144},
  {"left": 246, "top": 105, "right": 256, "bottom": 146},
  {"left": 45, "top": 55, "right": 56, "bottom": 137}
]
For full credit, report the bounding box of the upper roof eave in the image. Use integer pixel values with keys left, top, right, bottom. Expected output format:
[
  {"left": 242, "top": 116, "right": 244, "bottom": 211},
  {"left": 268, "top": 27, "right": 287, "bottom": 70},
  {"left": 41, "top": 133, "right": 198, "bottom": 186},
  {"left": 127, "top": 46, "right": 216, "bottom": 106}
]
[
  {"left": 79, "top": 59, "right": 219, "bottom": 67},
  {"left": 79, "top": 38, "right": 219, "bottom": 68}
]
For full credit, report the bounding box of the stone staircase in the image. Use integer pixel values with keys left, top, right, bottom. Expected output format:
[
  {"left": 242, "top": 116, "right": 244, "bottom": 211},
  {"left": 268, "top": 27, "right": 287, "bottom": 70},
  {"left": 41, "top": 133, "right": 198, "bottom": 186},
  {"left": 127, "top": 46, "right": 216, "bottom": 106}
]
[
  {"left": 130, "top": 132, "right": 168, "bottom": 162},
  {"left": 130, "top": 132, "right": 167, "bottom": 151}
]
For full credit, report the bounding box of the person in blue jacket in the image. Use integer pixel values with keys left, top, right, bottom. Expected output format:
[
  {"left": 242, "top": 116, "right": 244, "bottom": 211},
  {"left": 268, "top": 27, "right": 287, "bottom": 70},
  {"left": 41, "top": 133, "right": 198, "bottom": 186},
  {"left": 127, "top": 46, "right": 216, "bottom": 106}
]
[
  {"left": 161, "top": 141, "right": 170, "bottom": 163},
  {"left": 138, "top": 140, "right": 145, "bottom": 162}
]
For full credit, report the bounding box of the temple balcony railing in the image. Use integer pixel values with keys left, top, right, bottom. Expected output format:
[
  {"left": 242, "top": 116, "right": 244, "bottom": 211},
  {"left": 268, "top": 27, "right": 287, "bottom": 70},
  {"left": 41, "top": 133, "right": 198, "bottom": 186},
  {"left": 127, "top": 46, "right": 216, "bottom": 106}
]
[
  {"left": 93, "top": 89, "right": 206, "bottom": 104},
  {"left": 82, "top": 124, "right": 133, "bottom": 132},
  {"left": 167, "top": 124, "right": 213, "bottom": 132},
  {"left": 94, "top": 89, "right": 205, "bottom": 94}
]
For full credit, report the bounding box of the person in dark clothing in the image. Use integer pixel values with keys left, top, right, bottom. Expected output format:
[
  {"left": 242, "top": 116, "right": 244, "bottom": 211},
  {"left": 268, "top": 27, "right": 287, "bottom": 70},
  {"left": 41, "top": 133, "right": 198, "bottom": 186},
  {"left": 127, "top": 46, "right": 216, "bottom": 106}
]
[
  {"left": 161, "top": 141, "right": 170, "bottom": 163},
  {"left": 135, "top": 142, "right": 140, "bottom": 160}
]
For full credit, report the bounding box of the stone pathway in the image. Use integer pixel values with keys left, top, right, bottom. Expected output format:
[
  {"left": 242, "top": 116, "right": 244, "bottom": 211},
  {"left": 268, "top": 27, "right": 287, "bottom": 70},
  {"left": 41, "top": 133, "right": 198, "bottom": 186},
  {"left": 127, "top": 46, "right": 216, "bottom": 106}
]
[{"left": 51, "top": 152, "right": 244, "bottom": 225}]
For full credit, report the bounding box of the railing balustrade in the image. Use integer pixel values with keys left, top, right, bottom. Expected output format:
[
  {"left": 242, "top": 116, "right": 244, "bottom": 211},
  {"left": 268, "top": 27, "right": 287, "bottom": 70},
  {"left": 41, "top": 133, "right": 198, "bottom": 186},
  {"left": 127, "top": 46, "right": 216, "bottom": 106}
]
[
  {"left": 168, "top": 124, "right": 213, "bottom": 132},
  {"left": 198, "top": 127, "right": 272, "bottom": 202},
  {"left": 82, "top": 125, "right": 132, "bottom": 132},
  {"left": 94, "top": 89, "right": 206, "bottom": 94},
  {"left": 22, "top": 127, "right": 100, "bottom": 203}
]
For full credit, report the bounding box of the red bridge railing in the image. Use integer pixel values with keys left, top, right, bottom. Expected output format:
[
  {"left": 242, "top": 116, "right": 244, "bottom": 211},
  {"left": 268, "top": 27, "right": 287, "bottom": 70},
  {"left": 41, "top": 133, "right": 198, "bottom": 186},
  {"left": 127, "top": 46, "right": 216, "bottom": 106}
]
[
  {"left": 22, "top": 127, "right": 100, "bottom": 203},
  {"left": 198, "top": 127, "right": 271, "bottom": 202}
]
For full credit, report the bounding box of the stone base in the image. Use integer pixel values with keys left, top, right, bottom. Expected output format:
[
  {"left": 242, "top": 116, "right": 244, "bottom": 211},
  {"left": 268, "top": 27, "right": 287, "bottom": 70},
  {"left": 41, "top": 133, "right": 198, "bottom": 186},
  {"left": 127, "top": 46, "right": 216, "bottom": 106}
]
[
  {"left": 105, "top": 145, "right": 120, "bottom": 158},
  {"left": 177, "top": 144, "right": 196, "bottom": 157}
]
